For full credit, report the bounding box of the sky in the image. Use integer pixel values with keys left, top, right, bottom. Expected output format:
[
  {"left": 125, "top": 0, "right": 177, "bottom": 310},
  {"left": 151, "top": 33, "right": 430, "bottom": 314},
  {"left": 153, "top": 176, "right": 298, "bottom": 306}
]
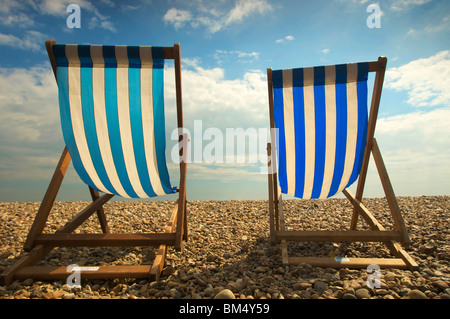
[{"left": 0, "top": 0, "right": 449, "bottom": 202}]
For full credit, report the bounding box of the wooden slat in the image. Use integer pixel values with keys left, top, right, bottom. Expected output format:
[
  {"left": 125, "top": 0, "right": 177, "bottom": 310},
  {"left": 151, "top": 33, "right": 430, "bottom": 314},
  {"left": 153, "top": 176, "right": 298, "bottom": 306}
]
[
  {"left": 89, "top": 186, "right": 110, "bottom": 234},
  {"left": 351, "top": 56, "right": 387, "bottom": 229},
  {"left": 343, "top": 189, "right": 384, "bottom": 230},
  {"left": 288, "top": 257, "right": 408, "bottom": 269},
  {"left": 35, "top": 233, "right": 176, "bottom": 247},
  {"left": 275, "top": 230, "right": 403, "bottom": 242},
  {"left": 371, "top": 138, "right": 410, "bottom": 245},
  {"left": 163, "top": 46, "right": 175, "bottom": 59},
  {"left": 267, "top": 143, "right": 276, "bottom": 243},
  {"left": 14, "top": 265, "right": 153, "bottom": 280},
  {"left": 56, "top": 193, "right": 114, "bottom": 234},
  {"left": 23, "top": 147, "right": 71, "bottom": 251},
  {"left": 150, "top": 200, "right": 179, "bottom": 281},
  {"left": 368, "top": 60, "right": 381, "bottom": 72}
]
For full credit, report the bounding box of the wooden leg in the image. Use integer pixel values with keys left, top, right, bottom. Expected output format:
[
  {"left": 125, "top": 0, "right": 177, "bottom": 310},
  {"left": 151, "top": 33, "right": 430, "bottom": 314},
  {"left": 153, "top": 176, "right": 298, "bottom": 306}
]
[
  {"left": 89, "top": 186, "right": 110, "bottom": 234},
  {"left": 371, "top": 138, "right": 410, "bottom": 245},
  {"left": 23, "top": 147, "right": 71, "bottom": 251},
  {"left": 277, "top": 188, "right": 289, "bottom": 266},
  {"left": 267, "top": 143, "right": 276, "bottom": 243},
  {"left": 149, "top": 201, "right": 178, "bottom": 281},
  {"left": 183, "top": 198, "right": 188, "bottom": 241}
]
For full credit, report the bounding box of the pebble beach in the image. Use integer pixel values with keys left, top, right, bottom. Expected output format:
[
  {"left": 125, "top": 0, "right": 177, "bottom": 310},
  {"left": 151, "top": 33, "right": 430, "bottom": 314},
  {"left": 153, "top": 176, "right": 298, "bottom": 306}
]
[{"left": 0, "top": 196, "right": 449, "bottom": 300}]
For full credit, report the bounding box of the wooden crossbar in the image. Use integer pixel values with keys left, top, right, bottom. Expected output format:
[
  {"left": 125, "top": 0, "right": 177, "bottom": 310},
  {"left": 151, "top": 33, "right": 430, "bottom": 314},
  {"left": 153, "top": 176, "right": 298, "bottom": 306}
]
[
  {"left": 274, "top": 230, "right": 403, "bottom": 242},
  {"left": 13, "top": 265, "right": 154, "bottom": 281},
  {"left": 288, "top": 257, "right": 409, "bottom": 269}
]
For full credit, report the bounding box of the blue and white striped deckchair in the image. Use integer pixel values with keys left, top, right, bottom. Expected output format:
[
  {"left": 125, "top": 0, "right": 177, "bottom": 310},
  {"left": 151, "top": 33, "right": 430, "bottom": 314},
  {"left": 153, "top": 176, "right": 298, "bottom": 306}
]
[
  {"left": 266, "top": 57, "right": 417, "bottom": 271},
  {"left": 7, "top": 41, "right": 188, "bottom": 285},
  {"left": 53, "top": 43, "right": 174, "bottom": 199},
  {"left": 272, "top": 62, "right": 369, "bottom": 199}
]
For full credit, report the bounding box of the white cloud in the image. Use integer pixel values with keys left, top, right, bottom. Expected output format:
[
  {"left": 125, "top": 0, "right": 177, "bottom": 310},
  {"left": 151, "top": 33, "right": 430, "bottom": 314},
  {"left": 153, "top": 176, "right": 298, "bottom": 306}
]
[
  {"left": 390, "top": 0, "right": 432, "bottom": 11},
  {"left": 1, "top": 12, "right": 34, "bottom": 27},
  {"left": 166, "top": 60, "right": 268, "bottom": 128},
  {"left": 163, "top": 8, "right": 193, "bottom": 29},
  {"left": 0, "top": 66, "right": 65, "bottom": 182},
  {"left": 276, "top": 35, "right": 294, "bottom": 44},
  {"left": 163, "top": 0, "right": 273, "bottom": 33},
  {"left": 385, "top": 50, "right": 450, "bottom": 107},
  {"left": 224, "top": 0, "right": 272, "bottom": 25},
  {"left": 214, "top": 49, "right": 260, "bottom": 65},
  {"left": 373, "top": 107, "right": 450, "bottom": 196},
  {"left": 38, "top": 0, "right": 96, "bottom": 16},
  {"left": 0, "top": 0, "right": 24, "bottom": 13},
  {"left": 322, "top": 48, "right": 330, "bottom": 54},
  {"left": 0, "top": 30, "right": 46, "bottom": 52},
  {"left": 0, "top": 66, "right": 58, "bottom": 142},
  {"left": 88, "top": 16, "right": 116, "bottom": 32},
  {"left": 407, "top": 15, "right": 450, "bottom": 36}
]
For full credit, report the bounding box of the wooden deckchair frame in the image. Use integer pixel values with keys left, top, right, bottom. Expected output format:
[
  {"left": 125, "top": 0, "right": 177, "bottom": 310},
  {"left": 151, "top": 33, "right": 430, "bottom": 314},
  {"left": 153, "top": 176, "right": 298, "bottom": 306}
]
[
  {"left": 0, "top": 41, "right": 188, "bottom": 285},
  {"left": 266, "top": 57, "right": 418, "bottom": 271}
]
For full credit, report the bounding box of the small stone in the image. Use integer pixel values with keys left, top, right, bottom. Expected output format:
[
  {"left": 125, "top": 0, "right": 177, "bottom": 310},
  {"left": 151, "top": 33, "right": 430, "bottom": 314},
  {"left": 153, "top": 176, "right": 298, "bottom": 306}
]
[
  {"left": 214, "top": 289, "right": 235, "bottom": 299},
  {"left": 342, "top": 293, "right": 357, "bottom": 299},
  {"left": 432, "top": 280, "right": 449, "bottom": 290},
  {"left": 169, "top": 288, "right": 181, "bottom": 298},
  {"left": 263, "top": 276, "right": 276, "bottom": 285},
  {"left": 293, "top": 282, "right": 310, "bottom": 290},
  {"left": 161, "top": 266, "right": 175, "bottom": 277},
  {"left": 255, "top": 266, "right": 268, "bottom": 273},
  {"left": 355, "top": 288, "right": 371, "bottom": 299},
  {"left": 52, "top": 290, "right": 66, "bottom": 299},
  {"left": 313, "top": 280, "right": 328, "bottom": 294},
  {"left": 374, "top": 289, "right": 389, "bottom": 296},
  {"left": 21, "top": 278, "right": 34, "bottom": 286},
  {"left": 204, "top": 287, "right": 214, "bottom": 297},
  {"left": 408, "top": 290, "right": 427, "bottom": 299},
  {"left": 419, "top": 243, "right": 437, "bottom": 254},
  {"left": 195, "top": 275, "right": 207, "bottom": 287},
  {"left": 383, "top": 272, "right": 397, "bottom": 282},
  {"left": 63, "top": 293, "right": 76, "bottom": 299},
  {"left": 400, "top": 277, "right": 412, "bottom": 287}
]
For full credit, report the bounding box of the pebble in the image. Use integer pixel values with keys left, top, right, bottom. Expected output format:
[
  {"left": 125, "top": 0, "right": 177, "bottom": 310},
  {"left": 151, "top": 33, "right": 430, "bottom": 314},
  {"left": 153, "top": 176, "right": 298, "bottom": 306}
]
[
  {"left": 407, "top": 289, "right": 428, "bottom": 299},
  {"left": 214, "top": 289, "right": 235, "bottom": 299},
  {"left": 355, "top": 288, "right": 371, "bottom": 299},
  {"left": 0, "top": 197, "right": 449, "bottom": 299}
]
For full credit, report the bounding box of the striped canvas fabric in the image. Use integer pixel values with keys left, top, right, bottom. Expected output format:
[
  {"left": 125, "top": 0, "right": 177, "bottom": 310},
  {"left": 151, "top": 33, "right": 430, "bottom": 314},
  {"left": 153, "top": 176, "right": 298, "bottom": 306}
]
[
  {"left": 53, "top": 44, "right": 175, "bottom": 198},
  {"left": 272, "top": 62, "right": 369, "bottom": 199}
]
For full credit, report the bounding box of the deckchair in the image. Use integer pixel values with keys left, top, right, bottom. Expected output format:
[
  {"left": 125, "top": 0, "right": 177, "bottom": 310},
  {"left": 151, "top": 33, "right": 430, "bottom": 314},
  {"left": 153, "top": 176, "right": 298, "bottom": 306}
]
[
  {"left": 266, "top": 57, "right": 418, "bottom": 270},
  {"left": 0, "top": 41, "right": 188, "bottom": 285}
]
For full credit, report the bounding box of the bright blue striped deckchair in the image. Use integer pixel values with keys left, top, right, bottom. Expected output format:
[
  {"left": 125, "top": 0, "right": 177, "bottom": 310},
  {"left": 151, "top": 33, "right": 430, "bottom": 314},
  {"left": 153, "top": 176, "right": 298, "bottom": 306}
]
[
  {"left": 3, "top": 41, "right": 188, "bottom": 284},
  {"left": 53, "top": 44, "right": 174, "bottom": 199},
  {"left": 266, "top": 57, "right": 417, "bottom": 270}
]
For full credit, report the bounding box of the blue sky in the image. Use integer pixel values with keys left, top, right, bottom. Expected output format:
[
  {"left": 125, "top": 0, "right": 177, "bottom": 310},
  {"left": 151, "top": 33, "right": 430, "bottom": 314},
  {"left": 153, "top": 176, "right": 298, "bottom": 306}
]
[{"left": 0, "top": 0, "right": 449, "bottom": 202}]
